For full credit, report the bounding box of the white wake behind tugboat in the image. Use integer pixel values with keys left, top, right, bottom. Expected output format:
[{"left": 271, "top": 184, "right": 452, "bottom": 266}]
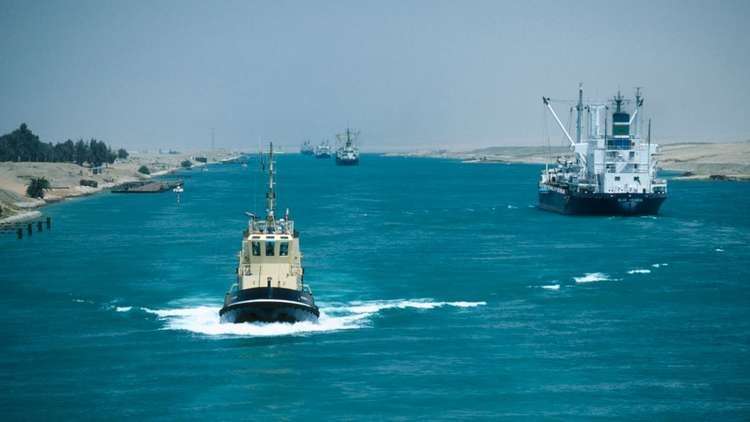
[{"left": 219, "top": 143, "right": 319, "bottom": 324}]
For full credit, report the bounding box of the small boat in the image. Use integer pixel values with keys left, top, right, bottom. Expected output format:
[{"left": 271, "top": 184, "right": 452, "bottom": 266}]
[{"left": 172, "top": 186, "right": 184, "bottom": 193}]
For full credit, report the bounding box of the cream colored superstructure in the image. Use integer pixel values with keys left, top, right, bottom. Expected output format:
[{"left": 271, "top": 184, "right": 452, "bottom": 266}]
[{"left": 237, "top": 219, "right": 303, "bottom": 290}]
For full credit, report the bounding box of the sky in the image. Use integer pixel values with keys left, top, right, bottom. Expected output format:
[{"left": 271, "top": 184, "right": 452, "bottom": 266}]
[{"left": 1, "top": 0, "right": 749, "bottom": 151}]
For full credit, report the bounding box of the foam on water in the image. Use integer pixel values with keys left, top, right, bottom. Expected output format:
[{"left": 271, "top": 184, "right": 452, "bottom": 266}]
[
  {"left": 137, "top": 299, "right": 486, "bottom": 337},
  {"left": 627, "top": 269, "right": 651, "bottom": 275},
  {"left": 574, "top": 273, "right": 609, "bottom": 283},
  {"left": 542, "top": 284, "right": 560, "bottom": 290},
  {"left": 115, "top": 306, "right": 132, "bottom": 312}
]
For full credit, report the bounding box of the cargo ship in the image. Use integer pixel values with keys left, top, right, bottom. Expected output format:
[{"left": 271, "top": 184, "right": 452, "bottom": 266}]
[
  {"left": 539, "top": 84, "right": 667, "bottom": 215},
  {"left": 335, "top": 128, "right": 360, "bottom": 165}
]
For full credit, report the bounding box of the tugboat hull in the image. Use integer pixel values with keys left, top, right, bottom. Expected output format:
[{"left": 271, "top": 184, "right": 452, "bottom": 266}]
[
  {"left": 220, "top": 300, "right": 319, "bottom": 323},
  {"left": 539, "top": 189, "right": 666, "bottom": 216},
  {"left": 220, "top": 287, "right": 319, "bottom": 324}
]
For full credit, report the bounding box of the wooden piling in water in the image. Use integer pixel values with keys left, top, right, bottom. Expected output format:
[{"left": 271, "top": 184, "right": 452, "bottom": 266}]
[
  {"left": 46, "top": 217, "right": 51, "bottom": 229},
  {"left": 37, "top": 221, "right": 43, "bottom": 232},
  {"left": 27, "top": 223, "right": 32, "bottom": 236},
  {"left": 17, "top": 228, "right": 22, "bottom": 239}
]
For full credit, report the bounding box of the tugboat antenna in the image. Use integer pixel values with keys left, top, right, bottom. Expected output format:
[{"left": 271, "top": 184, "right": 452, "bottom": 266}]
[{"left": 266, "top": 142, "right": 276, "bottom": 222}]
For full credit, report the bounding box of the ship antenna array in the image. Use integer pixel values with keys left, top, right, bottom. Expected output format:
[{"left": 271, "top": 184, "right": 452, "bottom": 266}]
[{"left": 336, "top": 128, "right": 360, "bottom": 146}]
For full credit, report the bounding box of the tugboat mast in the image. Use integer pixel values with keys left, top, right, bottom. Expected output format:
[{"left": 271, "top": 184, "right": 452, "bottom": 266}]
[{"left": 266, "top": 143, "right": 276, "bottom": 224}]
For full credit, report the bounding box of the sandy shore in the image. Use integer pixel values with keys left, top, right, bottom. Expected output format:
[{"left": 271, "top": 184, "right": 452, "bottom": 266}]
[
  {"left": 384, "top": 142, "right": 750, "bottom": 181},
  {"left": 0, "top": 150, "right": 237, "bottom": 222}
]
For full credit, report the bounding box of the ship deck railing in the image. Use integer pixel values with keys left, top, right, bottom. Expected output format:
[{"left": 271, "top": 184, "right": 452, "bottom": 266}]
[{"left": 249, "top": 219, "right": 295, "bottom": 235}]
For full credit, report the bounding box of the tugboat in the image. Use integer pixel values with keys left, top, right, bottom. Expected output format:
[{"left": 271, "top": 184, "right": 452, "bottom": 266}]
[
  {"left": 220, "top": 143, "right": 319, "bottom": 324},
  {"left": 539, "top": 84, "right": 667, "bottom": 215},
  {"left": 314, "top": 140, "right": 332, "bottom": 159},
  {"left": 335, "top": 128, "right": 360, "bottom": 165},
  {"left": 300, "top": 140, "right": 314, "bottom": 155}
]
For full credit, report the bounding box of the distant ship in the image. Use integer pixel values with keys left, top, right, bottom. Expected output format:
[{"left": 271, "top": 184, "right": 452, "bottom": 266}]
[
  {"left": 539, "top": 84, "right": 667, "bottom": 215},
  {"left": 314, "top": 141, "right": 332, "bottom": 159},
  {"left": 300, "top": 140, "right": 314, "bottom": 155},
  {"left": 335, "top": 128, "right": 360, "bottom": 166},
  {"left": 220, "top": 143, "right": 319, "bottom": 324}
]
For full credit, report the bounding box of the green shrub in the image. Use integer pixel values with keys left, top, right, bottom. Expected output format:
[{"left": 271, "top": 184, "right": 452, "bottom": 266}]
[
  {"left": 26, "top": 177, "right": 50, "bottom": 198},
  {"left": 138, "top": 165, "right": 150, "bottom": 175}
]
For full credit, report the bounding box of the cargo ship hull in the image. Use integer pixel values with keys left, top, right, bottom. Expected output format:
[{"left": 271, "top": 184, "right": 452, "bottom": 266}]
[
  {"left": 539, "top": 189, "right": 666, "bottom": 216},
  {"left": 335, "top": 157, "right": 359, "bottom": 166}
]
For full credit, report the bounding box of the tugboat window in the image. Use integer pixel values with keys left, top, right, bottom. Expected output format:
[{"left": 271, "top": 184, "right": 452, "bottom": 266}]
[
  {"left": 265, "top": 241, "right": 275, "bottom": 256},
  {"left": 251, "top": 241, "right": 261, "bottom": 256},
  {"left": 279, "top": 242, "right": 289, "bottom": 256}
]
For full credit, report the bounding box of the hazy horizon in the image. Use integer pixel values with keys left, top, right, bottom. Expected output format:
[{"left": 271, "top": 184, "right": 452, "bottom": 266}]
[{"left": 1, "top": 0, "right": 749, "bottom": 151}]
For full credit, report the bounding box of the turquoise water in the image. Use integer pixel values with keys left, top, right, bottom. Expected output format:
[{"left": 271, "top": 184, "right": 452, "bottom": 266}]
[{"left": 2, "top": 155, "right": 750, "bottom": 419}]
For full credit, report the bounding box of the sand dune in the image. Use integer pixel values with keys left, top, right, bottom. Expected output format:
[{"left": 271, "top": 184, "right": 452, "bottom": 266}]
[
  {"left": 0, "top": 150, "right": 235, "bottom": 221},
  {"left": 385, "top": 142, "right": 750, "bottom": 180}
]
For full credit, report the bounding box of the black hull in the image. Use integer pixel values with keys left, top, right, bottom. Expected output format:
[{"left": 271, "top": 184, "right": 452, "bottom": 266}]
[
  {"left": 539, "top": 189, "right": 666, "bottom": 216},
  {"left": 335, "top": 157, "right": 359, "bottom": 166},
  {"left": 219, "top": 287, "right": 319, "bottom": 324}
]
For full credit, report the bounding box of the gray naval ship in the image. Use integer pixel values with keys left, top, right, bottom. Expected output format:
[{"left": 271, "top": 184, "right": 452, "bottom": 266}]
[
  {"left": 220, "top": 143, "right": 319, "bottom": 324},
  {"left": 539, "top": 84, "right": 667, "bottom": 215},
  {"left": 335, "top": 128, "right": 360, "bottom": 165},
  {"left": 300, "top": 140, "right": 314, "bottom": 155}
]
